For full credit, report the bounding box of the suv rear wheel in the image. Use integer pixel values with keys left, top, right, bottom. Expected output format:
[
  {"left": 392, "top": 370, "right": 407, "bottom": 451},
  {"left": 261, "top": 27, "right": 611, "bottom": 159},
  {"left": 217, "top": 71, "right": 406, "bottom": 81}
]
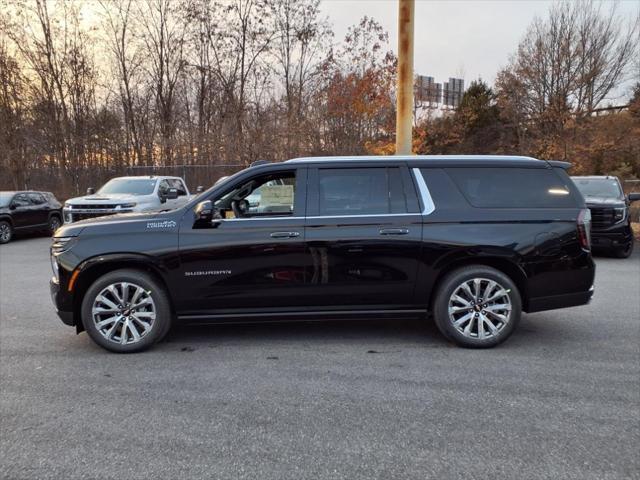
[
  {"left": 81, "top": 269, "right": 172, "bottom": 353},
  {"left": 433, "top": 265, "right": 521, "bottom": 348}
]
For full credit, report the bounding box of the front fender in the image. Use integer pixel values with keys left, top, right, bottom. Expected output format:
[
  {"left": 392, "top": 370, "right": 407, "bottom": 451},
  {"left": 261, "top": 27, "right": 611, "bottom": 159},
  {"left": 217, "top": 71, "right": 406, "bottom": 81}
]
[{"left": 61, "top": 252, "right": 174, "bottom": 329}]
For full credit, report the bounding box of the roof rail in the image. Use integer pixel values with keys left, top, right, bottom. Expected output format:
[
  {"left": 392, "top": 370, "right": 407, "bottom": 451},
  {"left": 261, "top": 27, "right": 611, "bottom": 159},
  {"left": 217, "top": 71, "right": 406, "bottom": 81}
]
[
  {"left": 547, "top": 160, "right": 572, "bottom": 169},
  {"left": 250, "top": 160, "right": 270, "bottom": 168}
]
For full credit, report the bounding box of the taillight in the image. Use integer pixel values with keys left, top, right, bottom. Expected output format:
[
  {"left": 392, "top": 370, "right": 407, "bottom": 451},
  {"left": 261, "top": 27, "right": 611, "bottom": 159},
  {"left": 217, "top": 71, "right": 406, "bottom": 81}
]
[{"left": 577, "top": 208, "right": 591, "bottom": 251}]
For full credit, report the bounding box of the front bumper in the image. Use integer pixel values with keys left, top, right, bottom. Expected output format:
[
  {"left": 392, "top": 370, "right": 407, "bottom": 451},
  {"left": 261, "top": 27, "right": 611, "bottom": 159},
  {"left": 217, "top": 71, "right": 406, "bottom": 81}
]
[
  {"left": 590, "top": 228, "right": 633, "bottom": 249},
  {"left": 50, "top": 277, "right": 75, "bottom": 326}
]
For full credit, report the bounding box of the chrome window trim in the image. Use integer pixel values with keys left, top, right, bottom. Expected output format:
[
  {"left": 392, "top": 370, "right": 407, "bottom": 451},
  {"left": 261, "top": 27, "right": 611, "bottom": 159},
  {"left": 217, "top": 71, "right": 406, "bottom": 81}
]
[
  {"left": 221, "top": 213, "right": 420, "bottom": 222},
  {"left": 412, "top": 168, "right": 435, "bottom": 215}
]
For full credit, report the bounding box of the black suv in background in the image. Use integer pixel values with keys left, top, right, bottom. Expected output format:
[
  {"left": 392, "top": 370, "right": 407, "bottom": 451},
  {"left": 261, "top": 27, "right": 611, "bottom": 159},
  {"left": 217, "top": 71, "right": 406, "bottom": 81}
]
[
  {"left": 0, "top": 191, "right": 63, "bottom": 244},
  {"left": 571, "top": 176, "right": 640, "bottom": 258},
  {"left": 50, "top": 156, "right": 595, "bottom": 353}
]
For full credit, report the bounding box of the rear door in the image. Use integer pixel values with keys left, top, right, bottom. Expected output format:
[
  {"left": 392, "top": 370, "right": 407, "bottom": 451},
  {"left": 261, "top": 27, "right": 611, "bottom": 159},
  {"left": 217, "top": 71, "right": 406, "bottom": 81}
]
[
  {"left": 27, "top": 192, "right": 49, "bottom": 226},
  {"left": 169, "top": 178, "right": 189, "bottom": 208},
  {"left": 303, "top": 164, "right": 423, "bottom": 309}
]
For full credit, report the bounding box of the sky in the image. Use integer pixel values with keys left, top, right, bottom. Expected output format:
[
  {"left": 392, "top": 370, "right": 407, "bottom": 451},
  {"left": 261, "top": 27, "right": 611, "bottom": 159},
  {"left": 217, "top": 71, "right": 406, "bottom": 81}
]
[{"left": 319, "top": 0, "right": 640, "bottom": 102}]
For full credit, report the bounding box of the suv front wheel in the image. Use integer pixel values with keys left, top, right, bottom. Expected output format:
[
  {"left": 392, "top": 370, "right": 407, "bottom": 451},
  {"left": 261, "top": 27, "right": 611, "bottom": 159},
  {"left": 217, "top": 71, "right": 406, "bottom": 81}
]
[
  {"left": 81, "top": 269, "right": 172, "bottom": 353},
  {"left": 48, "top": 215, "right": 62, "bottom": 234},
  {"left": 0, "top": 220, "right": 12, "bottom": 244},
  {"left": 433, "top": 266, "right": 521, "bottom": 348},
  {"left": 613, "top": 237, "right": 634, "bottom": 258}
]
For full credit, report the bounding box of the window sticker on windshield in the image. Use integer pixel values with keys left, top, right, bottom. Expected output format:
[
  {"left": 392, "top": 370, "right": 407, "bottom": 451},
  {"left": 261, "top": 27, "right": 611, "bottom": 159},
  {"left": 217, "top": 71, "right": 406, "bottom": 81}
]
[{"left": 260, "top": 185, "right": 294, "bottom": 206}]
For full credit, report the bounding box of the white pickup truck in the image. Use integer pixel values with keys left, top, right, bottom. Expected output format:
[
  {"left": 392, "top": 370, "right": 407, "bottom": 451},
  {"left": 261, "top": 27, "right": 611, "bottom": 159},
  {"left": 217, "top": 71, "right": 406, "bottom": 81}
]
[{"left": 63, "top": 176, "right": 193, "bottom": 223}]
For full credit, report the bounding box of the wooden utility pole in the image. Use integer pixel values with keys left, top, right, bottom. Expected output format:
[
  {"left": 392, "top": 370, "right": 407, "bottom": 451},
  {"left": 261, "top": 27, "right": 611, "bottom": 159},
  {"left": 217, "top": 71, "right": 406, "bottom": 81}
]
[{"left": 395, "top": 0, "right": 415, "bottom": 155}]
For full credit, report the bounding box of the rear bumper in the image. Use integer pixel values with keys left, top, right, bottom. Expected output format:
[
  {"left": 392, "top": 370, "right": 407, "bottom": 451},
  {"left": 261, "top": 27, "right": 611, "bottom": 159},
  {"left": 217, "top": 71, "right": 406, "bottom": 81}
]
[
  {"left": 50, "top": 277, "right": 75, "bottom": 326},
  {"left": 527, "top": 286, "right": 594, "bottom": 313}
]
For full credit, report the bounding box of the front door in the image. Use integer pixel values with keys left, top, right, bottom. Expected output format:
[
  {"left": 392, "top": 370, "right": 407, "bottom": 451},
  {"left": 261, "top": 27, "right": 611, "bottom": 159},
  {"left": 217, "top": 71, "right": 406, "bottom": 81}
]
[
  {"left": 176, "top": 167, "right": 309, "bottom": 316},
  {"left": 303, "top": 165, "right": 423, "bottom": 309},
  {"left": 10, "top": 193, "right": 37, "bottom": 229}
]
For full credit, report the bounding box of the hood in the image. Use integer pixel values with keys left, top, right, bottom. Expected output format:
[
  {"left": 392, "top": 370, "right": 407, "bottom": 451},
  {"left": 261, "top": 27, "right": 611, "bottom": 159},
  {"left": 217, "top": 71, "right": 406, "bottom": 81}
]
[
  {"left": 65, "top": 193, "right": 147, "bottom": 204},
  {"left": 584, "top": 196, "right": 625, "bottom": 207},
  {"left": 55, "top": 210, "right": 173, "bottom": 237}
]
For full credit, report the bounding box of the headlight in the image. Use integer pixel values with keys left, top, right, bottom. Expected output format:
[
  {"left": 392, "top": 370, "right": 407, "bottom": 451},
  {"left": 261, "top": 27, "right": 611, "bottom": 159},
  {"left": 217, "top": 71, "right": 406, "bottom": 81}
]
[
  {"left": 51, "top": 237, "right": 75, "bottom": 281},
  {"left": 50, "top": 254, "right": 59, "bottom": 281},
  {"left": 51, "top": 236, "right": 74, "bottom": 253},
  {"left": 613, "top": 208, "right": 625, "bottom": 223}
]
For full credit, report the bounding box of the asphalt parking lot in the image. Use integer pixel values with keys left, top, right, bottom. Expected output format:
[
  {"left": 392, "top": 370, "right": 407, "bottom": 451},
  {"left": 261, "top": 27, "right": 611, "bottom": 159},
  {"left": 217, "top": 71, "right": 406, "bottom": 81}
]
[{"left": 1, "top": 236, "right": 638, "bottom": 480}]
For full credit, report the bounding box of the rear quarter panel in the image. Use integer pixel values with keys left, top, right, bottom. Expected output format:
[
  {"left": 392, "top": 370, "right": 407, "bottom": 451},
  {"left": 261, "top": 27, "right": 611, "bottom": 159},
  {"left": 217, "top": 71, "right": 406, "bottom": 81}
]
[{"left": 416, "top": 168, "right": 595, "bottom": 310}]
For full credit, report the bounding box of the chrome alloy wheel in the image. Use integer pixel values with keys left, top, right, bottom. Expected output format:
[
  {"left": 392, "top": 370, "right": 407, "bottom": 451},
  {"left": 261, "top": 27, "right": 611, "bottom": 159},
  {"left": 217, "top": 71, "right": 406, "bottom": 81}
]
[
  {"left": 0, "top": 223, "right": 10, "bottom": 243},
  {"left": 448, "top": 277, "right": 512, "bottom": 339},
  {"left": 91, "top": 282, "right": 156, "bottom": 345}
]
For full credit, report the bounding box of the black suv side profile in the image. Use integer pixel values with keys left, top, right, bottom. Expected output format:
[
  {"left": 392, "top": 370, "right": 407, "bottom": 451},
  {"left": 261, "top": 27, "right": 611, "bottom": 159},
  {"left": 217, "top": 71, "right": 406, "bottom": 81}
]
[
  {"left": 0, "top": 191, "right": 63, "bottom": 244},
  {"left": 50, "top": 156, "right": 595, "bottom": 353},
  {"left": 571, "top": 176, "right": 640, "bottom": 258}
]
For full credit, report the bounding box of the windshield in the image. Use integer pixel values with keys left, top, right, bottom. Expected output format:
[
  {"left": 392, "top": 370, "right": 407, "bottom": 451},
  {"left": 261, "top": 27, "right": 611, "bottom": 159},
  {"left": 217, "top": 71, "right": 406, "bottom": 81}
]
[
  {"left": 0, "top": 192, "right": 14, "bottom": 207},
  {"left": 97, "top": 178, "right": 157, "bottom": 196},
  {"left": 572, "top": 178, "right": 622, "bottom": 199}
]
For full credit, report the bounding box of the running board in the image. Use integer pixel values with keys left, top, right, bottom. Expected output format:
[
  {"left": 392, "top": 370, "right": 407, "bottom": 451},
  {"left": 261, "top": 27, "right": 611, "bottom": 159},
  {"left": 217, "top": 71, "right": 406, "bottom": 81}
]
[{"left": 178, "top": 309, "right": 427, "bottom": 323}]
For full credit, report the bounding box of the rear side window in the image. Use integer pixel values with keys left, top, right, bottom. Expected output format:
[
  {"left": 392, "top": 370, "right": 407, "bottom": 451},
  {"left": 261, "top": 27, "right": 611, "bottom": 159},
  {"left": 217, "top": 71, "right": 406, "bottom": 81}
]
[
  {"left": 444, "top": 168, "right": 577, "bottom": 208},
  {"left": 169, "top": 179, "right": 188, "bottom": 196},
  {"left": 28, "top": 193, "right": 46, "bottom": 205},
  {"left": 317, "top": 168, "right": 406, "bottom": 216}
]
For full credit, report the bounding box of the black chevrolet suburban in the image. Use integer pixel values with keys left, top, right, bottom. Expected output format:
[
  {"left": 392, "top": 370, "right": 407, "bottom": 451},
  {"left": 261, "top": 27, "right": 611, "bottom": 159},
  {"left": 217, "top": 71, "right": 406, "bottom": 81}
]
[
  {"left": 50, "top": 156, "right": 595, "bottom": 353},
  {"left": 571, "top": 176, "right": 640, "bottom": 258}
]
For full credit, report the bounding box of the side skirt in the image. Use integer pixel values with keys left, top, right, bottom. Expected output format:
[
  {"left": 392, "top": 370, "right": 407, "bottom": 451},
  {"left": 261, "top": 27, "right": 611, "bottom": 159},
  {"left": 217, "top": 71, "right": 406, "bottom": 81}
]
[{"left": 178, "top": 308, "right": 427, "bottom": 325}]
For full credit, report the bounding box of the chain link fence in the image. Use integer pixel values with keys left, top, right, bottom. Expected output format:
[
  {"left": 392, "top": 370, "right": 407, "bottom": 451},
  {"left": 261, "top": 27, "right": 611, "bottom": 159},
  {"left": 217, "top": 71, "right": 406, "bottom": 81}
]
[{"left": 0, "top": 164, "right": 245, "bottom": 201}]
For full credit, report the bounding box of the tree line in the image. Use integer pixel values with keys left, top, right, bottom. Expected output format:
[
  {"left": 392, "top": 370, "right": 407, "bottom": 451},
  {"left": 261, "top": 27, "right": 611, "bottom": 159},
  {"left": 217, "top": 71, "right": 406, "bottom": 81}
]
[{"left": 0, "top": 0, "right": 638, "bottom": 198}]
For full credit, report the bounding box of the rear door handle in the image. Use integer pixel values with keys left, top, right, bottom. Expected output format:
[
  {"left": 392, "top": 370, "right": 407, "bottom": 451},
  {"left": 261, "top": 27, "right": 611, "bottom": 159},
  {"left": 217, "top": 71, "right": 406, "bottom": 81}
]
[
  {"left": 270, "top": 231, "right": 300, "bottom": 238},
  {"left": 379, "top": 228, "right": 409, "bottom": 236}
]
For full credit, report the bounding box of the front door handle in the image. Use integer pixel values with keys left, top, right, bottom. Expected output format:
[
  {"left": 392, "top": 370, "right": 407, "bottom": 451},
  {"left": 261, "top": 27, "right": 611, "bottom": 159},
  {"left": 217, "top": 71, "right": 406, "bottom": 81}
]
[
  {"left": 379, "top": 228, "right": 409, "bottom": 236},
  {"left": 270, "top": 231, "right": 300, "bottom": 239}
]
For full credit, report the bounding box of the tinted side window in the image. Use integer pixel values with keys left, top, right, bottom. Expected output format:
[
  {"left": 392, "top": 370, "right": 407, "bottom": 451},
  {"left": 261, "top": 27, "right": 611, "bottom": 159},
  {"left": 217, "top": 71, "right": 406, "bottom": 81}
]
[
  {"left": 12, "top": 194, "right": 31, "bottom": 207},
  {"left": 445, "top": 168, "right": 577, "bottom": 208},
  {"left": 28, "top": 193, "right": 46, "bottom": 205},
  {"left": 169, "top": 179, "right": 187, "bottom": 196},
  {"left": 158, "top": 180, "right": 171, "bottom": 196},
  {"left": 318, "top": 168, "right": 406, "bottom": 216}
]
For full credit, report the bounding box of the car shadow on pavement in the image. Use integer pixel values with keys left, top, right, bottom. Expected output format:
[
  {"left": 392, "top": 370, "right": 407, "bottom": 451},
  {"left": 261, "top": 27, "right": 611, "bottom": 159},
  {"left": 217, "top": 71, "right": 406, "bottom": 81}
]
[
  {"left": 158, "top": 311, "right": 578, "bottom": 351},
  {"left": 164, "top": 317, "right": 443, "bottom": 348}
]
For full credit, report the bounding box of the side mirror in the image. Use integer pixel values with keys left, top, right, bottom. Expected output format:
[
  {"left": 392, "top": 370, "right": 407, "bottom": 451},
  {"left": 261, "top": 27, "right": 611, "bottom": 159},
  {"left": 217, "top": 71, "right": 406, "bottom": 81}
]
[
  {"left": 166, "top": 188, "right": 179, "bottom": 200},
  {"left": 9, "top": 203, "right": 17, "bottom": 210},
  {"left": 194, "top": 200, "right": 213, "bottom": 223},
  {"left": 628, "top": 192, "right": 640, "bottom": 203},
  {"left": 86, "top": 187, "right": 95, "bottom": 195},
  {"left": 196, "top": 186, "right": 204, "bottom": 193}
]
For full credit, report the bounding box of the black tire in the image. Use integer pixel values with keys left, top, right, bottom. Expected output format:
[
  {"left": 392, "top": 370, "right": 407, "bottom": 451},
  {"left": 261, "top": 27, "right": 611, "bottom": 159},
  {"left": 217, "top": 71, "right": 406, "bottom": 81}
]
[
  {"left": 432, "top": 265, "right": 522, "bottom": 348},
  {"left": 48, "top": 215, "right": 62, "bottom": 235},
  {"left": 613, "top": 237, "right": 634, "bottom": 259},
  {"left": 81, "top": 269, "right": 172, "bottom": 353},
  {"left": 0, "top": 220, "right": 12, "bottom": 244}
]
